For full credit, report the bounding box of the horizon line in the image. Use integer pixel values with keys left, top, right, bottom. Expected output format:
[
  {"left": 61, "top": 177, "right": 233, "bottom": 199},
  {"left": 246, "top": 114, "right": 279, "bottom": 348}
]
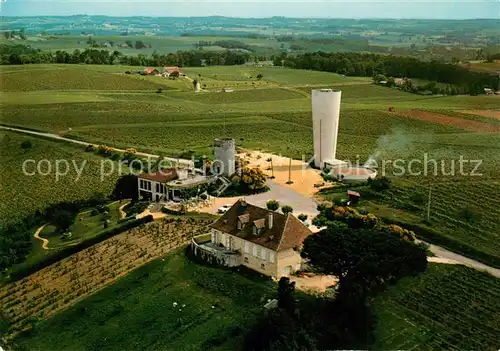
[{"left": 1, "top": 14, "right": 499, "bottom": 20}]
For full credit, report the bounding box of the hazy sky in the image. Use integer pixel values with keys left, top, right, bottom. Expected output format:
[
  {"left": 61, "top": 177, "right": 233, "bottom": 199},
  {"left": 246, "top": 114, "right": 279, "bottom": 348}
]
[{"left": 1, "top": 0, "right": 499, "bottom": 19}]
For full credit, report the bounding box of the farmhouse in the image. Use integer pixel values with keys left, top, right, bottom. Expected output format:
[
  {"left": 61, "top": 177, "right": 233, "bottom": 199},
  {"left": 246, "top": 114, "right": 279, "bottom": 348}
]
[
  {"left": 192, "top": 199, "right": 313, "bottom": 277},
  {"left": 162, "top": 66, "right": 185, "bottom": 77},
  {"left": 143, "top": 68, "right": 159, "bottom": 75},
  {"left": 137, "top": 168, "right": 213, "bottom": 202}
]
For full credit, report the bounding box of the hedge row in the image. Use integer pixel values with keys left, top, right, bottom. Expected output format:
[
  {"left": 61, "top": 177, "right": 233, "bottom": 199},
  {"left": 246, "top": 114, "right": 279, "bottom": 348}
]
[{"left": 10, "top": 215, "right": 154, "bottom": 282}]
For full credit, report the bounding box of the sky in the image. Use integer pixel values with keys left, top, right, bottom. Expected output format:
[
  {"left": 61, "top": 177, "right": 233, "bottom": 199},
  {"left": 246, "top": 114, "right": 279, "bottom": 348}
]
[{"left": 1, "top": 0, "right": 499, "bottom": 19}]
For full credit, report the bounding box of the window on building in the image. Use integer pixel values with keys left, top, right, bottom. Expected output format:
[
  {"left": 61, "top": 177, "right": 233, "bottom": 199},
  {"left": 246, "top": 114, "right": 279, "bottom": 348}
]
[
  {"left": 244, "top": 257, "right": 249, "bottom": 263},
  {"left": 269, "top": 251, "right": 275, "bottom": 263},
  {"left": 261, "top": 263, "right": 265, "bottom": 269},
  {"left": 156, "top": 183, "right": 159, "bottom": 192},
  {"left": 252, "top": 245, "right": 257, "bottom": 257},
  {"left": 148, "top": 182, "right": 151, "bottom": 190},
  {"left": 244, "top": 242, "right": 250, "bottom": 254},
  {"left": 260, "top": 247, "right": 266, "bottom": 260}
]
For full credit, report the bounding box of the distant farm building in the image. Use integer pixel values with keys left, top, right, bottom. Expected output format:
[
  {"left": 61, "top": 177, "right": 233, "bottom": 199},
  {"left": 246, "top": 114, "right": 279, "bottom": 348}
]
[
  {"left": 484, "top": 88, "right": 493, "bottom": 95},
  {"left": 143, "top": 68, "right": 159, "bottom": 75},
  {"left": 162, "top": 66, "right": 185, "bottom": 78}
]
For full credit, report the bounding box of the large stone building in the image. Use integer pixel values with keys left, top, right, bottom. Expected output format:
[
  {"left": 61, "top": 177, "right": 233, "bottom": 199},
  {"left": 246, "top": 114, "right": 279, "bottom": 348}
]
[{"left": 192, "top": 199, "right": 313, "bottom": 278}]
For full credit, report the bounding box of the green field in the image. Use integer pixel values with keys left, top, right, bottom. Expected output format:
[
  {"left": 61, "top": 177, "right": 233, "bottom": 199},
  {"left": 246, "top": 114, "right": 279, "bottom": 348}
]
[
  {"left": 10, "top": 251, "right": 500, "bottom": 351},
  {"left": 12, "top": 249, "right": 276, "bottom": 351},
  {"left": 1, "top": 63, "right": 499, "bottom": 268},
  {"left": 0, "top": 131, "right": 119, "bottom": 229},
  {"left": 373, "top": 264, "right": 500, "bottom": 350}
]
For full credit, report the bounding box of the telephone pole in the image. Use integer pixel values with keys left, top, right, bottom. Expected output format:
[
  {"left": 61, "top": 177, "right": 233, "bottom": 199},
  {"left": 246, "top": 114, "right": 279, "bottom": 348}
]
[{"left": 426, "top": 185, "right": 432, "bottom": 221}]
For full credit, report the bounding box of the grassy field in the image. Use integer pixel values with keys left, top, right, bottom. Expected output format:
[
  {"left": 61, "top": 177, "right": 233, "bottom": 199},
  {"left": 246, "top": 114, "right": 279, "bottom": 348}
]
[
  {"left": 1, "top": 63, "right": 499, "bottom": 268},
  {"left": 0, "top": 131, "right": 119, "bottom": 230},
  {"left": 9, "top": 248, "right": 275, "bottom": 351},
  {"left": 373, "top": 264, "right": 500, "bottom": 350}
]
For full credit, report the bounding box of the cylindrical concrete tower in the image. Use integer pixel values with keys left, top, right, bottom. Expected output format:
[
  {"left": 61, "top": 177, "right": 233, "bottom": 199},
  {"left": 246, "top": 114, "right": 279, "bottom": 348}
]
[
  {"left": 312, "top": 89, "right": 342, "bottom": 168},
  {"left": 213, "top": 138, "right": 236, "bottom": 176}
]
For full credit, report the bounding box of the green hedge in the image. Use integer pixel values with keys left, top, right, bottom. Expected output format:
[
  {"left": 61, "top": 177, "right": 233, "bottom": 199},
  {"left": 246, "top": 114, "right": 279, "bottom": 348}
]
[{"left": 9, "top": 215, "right": 154, "bottom": 282}]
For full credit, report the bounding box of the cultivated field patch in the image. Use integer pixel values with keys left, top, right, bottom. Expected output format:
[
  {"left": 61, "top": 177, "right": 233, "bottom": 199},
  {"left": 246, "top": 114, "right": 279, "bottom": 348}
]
[
  {"left": 373, "top": 264, "right": 500, "bottom": 350},
  {"left": 0, "top": 67, "right": 164, "bottom": 92},
  {"left": 459, "top": 109, "right": 500, "bottom": 120},
  {"left": 0, "top": 217, "right": 212, "bottom": 331},
  {"left": 394, "top": 110, "right": 499, "bottom": 133}
]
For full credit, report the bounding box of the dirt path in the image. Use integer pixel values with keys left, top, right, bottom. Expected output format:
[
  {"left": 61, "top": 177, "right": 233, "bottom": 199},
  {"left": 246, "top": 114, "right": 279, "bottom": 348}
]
[
  {"left": 118, "top": 201, "right": 130, "bottom": 219},
  {"left": 33, "top": 224, "right": 49, "bottom": 250}
]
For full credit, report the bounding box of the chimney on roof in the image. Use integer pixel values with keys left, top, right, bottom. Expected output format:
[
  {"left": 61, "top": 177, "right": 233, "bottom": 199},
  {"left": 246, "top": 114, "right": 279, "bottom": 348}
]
[{"left": 268, "top": 212, "right": 273, "bottom": 230}]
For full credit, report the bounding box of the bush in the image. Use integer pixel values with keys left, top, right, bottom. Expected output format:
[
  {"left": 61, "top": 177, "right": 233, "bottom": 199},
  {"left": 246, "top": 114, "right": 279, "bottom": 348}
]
[
  {"left": 298, "top": 213, "right": 308, "bottom": 222},
  {"left": 266, "top": 200, "right": 280, "bottom": 211},
  {"left": 20, "top": 140, "right": 32, "bottom": 149},
  {"left": 282, "top": 205, "right": 293, "bottom": 215}
]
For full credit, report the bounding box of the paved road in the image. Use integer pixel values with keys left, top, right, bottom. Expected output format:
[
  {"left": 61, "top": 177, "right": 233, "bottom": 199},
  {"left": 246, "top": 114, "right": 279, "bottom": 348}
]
[
  {"left": 203, "top": 180, "right": 319, "bottom": 217},
  {"left": 427, "top": 243, "right": 500, "bottom": 278},
  {"left": 0, "top": 125, "right": 196, "bottom": 168}
]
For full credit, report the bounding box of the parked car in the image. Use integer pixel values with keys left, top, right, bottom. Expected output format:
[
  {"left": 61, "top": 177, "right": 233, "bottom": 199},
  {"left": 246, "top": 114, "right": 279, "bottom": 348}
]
[{"left": 217, "top": 204, "right": 232, "bottom": 213}]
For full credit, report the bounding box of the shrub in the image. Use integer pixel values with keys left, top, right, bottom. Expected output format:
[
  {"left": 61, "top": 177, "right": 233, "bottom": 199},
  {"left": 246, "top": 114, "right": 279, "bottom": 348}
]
[
  {"left": 298, "top": 213, "right": 308, "bottom": 222},
  {"left": 281, "top": 205, "right": 293, "bottom": 215},
  {"left": 266, "top": 200, "right": 280, "bottom": 211},
  {"left": 20, "top": 140, "right": 32, "bottom": 149}
]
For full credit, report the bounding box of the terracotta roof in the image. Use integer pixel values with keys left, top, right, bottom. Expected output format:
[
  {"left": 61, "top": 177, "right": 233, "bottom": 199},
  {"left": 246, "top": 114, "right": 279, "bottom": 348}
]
[
  {"left": 164, "top": 66, "right": 181, "bottom": 73},
  {"left": 210, "top": 199, "right": 312, "bottom": 251},
  {"left": 138, "top": 169, "right": 177, "bottom": 183}
]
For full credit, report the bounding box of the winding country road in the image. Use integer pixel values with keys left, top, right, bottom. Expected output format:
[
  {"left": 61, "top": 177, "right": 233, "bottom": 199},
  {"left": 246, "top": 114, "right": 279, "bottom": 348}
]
[
  {"left": 4, "top": 124, "right": 500, "bottom": 278},
  {"left": 33, "top": 224, "right": 49, "bottom": 250}
]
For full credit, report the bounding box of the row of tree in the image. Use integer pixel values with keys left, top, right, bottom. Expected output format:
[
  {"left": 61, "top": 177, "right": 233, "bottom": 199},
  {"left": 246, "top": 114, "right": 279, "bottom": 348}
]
[
  {"left": 0, "top": 44, "right": 252, "bottom": 67},
  {"left": 275, "top": 51, "right": 499, "bottom": 95}
]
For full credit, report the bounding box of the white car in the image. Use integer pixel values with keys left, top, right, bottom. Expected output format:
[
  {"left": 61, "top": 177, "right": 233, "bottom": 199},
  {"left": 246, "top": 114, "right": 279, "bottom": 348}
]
[{"left": 217, "top": 204, "right": 232, "bottom": 214}]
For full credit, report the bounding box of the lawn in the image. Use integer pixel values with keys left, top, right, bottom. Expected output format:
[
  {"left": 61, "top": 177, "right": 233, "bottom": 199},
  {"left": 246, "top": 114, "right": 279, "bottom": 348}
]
[
  {"left": 373, "top": 263, "right": 500, "bottom": 350},
  {"left": 11, "top": 248, "right": 276, "bottom": 351},
  {"left": 38, "top": 200, "right": 124, "bottom": 249}
]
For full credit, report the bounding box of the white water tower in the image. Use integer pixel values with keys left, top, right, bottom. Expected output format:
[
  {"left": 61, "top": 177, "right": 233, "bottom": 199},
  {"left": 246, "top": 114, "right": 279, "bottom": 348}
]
[{"left": 312, "top": 89, "right": 342, "bottom": 168}]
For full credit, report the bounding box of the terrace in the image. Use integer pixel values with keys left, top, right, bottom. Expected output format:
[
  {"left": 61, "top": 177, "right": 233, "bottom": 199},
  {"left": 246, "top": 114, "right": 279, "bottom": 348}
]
[{"left": 191, "top": 233, "right": 241, "bottom": 267}]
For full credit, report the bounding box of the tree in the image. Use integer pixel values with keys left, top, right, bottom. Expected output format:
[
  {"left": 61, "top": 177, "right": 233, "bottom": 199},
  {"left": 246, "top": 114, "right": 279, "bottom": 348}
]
[
  {"left": 239, "top": 167, "right": 267, "bottom": 192},
  {"left": 298, "top": 213, "right": 308, "bottom": 222},
  {"left": 256, "top": 73, "right": 263, "bottom": 80},
  {"left": 20, "top": 140, "right": 32, "bottom": 149},
  {"left": 51, "top": 210, "right": 75, "bottom": 233},
  {"left": 192, "top": 79, "right": 198, "bottom": 90},
  {"left": 281, "top": 205, "right": 293, "bottom": 216},
  {"left": 277, "top": 277, "right": 296, "bottom": 311},
  {"left": 373, "top": 74, "right": 387, "bottom": 83},
  {"left": 386, "top": 77, "right": 395, "bottom": 87},
  {"left": 367, "top": 176, "right": 392, "bottom": 191},
  {"left": 169, "top": 70, "right": 180, "bottom": 79},
  {"left": 266, "top": 200, "right": 280, "bottom": 211},
  {"left": 111, "top": 174, "right": 139, "bottom": 201},
  {"left": 301, "top": 227, "right": 427, "bottom": 303}
]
